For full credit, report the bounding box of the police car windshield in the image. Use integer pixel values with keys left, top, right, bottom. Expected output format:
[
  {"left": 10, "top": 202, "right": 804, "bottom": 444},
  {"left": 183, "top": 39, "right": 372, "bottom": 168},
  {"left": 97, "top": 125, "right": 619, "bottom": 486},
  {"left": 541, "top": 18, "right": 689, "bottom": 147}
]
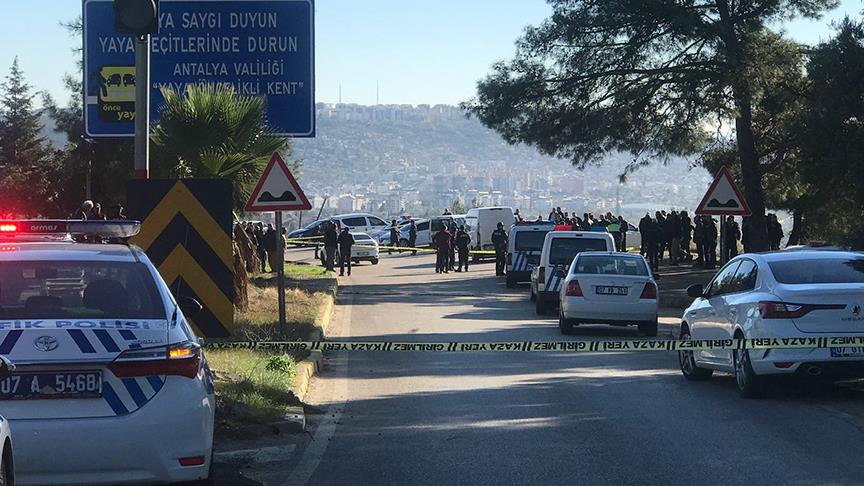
[
  {"left": 549, "top": 238, "right": 609, "bottom": 265},
  {"left": 575, "top": 255, "right": 648, "bottom": 276},
  {"left": 515, "top": 231, "right": 550, "bottom": 252},
  {"left": 0, "top": 261, "right": 166, "bottom": 319}
]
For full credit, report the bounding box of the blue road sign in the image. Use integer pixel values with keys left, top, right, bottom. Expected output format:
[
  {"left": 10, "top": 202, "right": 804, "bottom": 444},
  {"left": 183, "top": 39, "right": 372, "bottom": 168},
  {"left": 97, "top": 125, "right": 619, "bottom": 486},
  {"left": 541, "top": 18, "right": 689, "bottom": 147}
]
[{"left": 83, "top": 0, "right": 315, "bottom": 138}]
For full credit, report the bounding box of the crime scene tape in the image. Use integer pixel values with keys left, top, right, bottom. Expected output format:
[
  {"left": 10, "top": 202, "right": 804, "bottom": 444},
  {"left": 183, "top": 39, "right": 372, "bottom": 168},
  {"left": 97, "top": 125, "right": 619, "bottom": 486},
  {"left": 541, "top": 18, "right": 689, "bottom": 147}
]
[
  {"left": 285, "top": 238, "right": 499, "bottom": 255},
  {"left": 204, "top": 336, "right": 864, "bottom": 353}
]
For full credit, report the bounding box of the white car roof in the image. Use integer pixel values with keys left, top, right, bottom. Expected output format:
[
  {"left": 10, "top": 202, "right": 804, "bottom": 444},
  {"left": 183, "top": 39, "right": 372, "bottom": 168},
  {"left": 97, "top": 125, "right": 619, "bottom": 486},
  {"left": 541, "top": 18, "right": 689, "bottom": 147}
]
[
  {"left": 753, "top": 250, "right": 863, "bottom": 264},
  {"left": 577, "top": 251, "right": 641, "bottom": 258},
  {"left": 0, "top": 241, "right": 140, "bottom": 262},
  {"left": 547, "top": 231, "right": 612, "bottom": 239}
]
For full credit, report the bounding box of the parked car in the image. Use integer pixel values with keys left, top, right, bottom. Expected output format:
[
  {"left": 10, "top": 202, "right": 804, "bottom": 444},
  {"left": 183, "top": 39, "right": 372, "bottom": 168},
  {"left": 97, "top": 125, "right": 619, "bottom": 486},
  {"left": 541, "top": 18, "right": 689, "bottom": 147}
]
[
  {"left": 329, "top": 213, "right": 389, "bottom": 234},
  {"left": 530, "top": 231, "right": 616, "bottom": 315},
  {"left": 464, "top": 207, "right": 516, "bottom": 261},
  {"left": 679, "top": 250, "right": 864, "bottom": 398},
  {"left": 0, "top": 356, "right": 14, "bottom": 486},
  {"left": 506, "top": 221, "right": 555, "bottom": 287},
  {"left": 558, "top": 252, "right": 658, "bottom": 336}
]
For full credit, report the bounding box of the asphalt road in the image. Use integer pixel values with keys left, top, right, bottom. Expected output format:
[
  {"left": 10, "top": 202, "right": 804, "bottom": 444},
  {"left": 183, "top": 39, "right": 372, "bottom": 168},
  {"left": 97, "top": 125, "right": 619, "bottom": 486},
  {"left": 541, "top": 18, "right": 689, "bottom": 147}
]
[{"left": 252, "top": 249, "right": 864, "bottom": 485}]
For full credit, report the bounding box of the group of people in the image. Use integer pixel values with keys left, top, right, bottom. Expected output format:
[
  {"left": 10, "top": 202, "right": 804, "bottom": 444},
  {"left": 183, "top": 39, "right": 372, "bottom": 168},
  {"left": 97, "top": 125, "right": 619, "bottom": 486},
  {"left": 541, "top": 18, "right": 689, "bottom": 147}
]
[
  {"left": 541, "top": 208, "right": 631, "bottom": 251},
  {"left": 637, "top": 210, "right": 786, "bottom": 272},
  {"left": 237, "top": 221, "right": 287, "bottom": 274},
  {"left": 431, "top": 223, "right": 473, "bottom": 274},
  {"left": 76, "top": 200, "right": 126, "bottom": 220},
  {"left": 319, "top": 220, "right": 357, "bottom": 276}
]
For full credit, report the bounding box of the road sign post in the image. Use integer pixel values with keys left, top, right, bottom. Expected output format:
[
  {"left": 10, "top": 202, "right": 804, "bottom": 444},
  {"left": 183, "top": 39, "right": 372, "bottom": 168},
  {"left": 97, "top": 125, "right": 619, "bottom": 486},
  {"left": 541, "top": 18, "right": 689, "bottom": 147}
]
[
  {"left": 134, "top": 35, "right": 150, "bottom": 178},
  {"left": 246, "top": 152, "right": 312, "bottom": 336},
  {"left": 696, "top": 166, "right": 752, "bottom": 265}
]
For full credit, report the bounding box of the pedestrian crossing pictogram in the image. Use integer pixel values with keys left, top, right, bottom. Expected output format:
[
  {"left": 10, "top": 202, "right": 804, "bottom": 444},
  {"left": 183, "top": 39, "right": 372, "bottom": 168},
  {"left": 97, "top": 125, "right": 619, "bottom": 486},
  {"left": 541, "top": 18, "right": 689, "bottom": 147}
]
[{"left": 127, "top": 180, "right": 235, "bottom": 337}]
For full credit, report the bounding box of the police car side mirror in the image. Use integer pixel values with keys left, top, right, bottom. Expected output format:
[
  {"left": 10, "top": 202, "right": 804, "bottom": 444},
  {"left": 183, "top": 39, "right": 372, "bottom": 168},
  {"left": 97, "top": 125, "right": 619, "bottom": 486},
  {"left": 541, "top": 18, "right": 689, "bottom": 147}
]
[
  {"left": 179, "top": 297, "right": 203, "bottom": 318},
  {"left": 0, "top": 356, "right": 14, "bottom": 379}
]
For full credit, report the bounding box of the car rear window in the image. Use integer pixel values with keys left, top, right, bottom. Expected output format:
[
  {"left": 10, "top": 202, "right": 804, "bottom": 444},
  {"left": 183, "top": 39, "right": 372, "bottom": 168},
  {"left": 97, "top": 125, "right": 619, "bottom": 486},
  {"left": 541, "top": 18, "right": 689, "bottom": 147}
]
[
  {"left": 431, "top": 219, "right": 452, "bottom": 232},
  {"left": 574, "top": 256, "right": 648, "bottom": 276},
  {"left": 0, "top": 261, "right": 166, "bottom": 319},
  {"left": 769, "top": 258, "right": 864, "bottom": 284},
  {"left": 515, "top": 231, "right": 550, "bottom": 252},
  {"left": 549, "top": 238, "right": 610, "bottom": 265}
]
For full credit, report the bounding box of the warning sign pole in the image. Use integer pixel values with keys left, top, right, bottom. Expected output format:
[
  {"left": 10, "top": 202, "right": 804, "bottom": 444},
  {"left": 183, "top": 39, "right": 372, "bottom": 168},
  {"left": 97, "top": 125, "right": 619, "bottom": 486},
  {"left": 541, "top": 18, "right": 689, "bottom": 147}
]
[{"left": 275, "top": 211, "right": 287, "bottom": 336}]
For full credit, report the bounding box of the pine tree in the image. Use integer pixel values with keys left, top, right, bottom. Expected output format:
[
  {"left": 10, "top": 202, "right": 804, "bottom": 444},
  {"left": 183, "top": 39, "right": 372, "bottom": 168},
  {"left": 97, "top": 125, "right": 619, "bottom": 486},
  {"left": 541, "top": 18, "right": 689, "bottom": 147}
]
[{"left": 0, "top": 58, "right": 52, "bottom": 217}]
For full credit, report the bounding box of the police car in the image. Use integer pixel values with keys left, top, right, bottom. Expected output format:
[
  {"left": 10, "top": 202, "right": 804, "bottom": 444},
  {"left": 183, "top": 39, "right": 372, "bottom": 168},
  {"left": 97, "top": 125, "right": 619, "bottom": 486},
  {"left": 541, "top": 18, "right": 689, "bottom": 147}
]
[
  {"left": 0, "top": 220, "right": 215, "bottom": 485},
  {"left": 506, "top": 221, "right": 555, "bottom": 288}
]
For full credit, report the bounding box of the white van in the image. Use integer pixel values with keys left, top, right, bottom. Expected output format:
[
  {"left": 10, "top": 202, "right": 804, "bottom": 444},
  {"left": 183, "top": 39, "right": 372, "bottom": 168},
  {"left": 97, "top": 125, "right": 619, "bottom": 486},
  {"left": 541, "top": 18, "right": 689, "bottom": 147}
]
[
  {"left": 506, "top": 221, "right": 556, "bottom": 288},
  {"left": 330, "top": 213, "right": 389, "bottom": 234},
  {"left": 464, "top": 207, "right": 516, "bottom": 261},
  {"left": 530, "top": 231, "right": 616, "bottom": 314}
]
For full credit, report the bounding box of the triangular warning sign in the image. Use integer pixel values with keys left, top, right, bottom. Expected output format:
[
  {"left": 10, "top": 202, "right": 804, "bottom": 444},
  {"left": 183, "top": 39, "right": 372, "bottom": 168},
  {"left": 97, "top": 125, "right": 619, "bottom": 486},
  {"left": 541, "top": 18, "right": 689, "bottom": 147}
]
[
  {"left": 695, "top": 166, "right": 752, "bottom": 216},
  {"left": 245, "top": 152, "right": 312, "bottom": 212}
]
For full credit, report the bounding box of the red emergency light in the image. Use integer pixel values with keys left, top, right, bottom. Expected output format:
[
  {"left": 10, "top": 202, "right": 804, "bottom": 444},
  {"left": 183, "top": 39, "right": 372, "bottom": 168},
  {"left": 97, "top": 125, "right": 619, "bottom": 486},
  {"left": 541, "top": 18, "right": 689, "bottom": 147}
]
[
  {"left": 0, "top": 224, "right": 17, "bottom": 233},
  {"left": 553, "top": 225, "right": 574, "bottom": 231}
]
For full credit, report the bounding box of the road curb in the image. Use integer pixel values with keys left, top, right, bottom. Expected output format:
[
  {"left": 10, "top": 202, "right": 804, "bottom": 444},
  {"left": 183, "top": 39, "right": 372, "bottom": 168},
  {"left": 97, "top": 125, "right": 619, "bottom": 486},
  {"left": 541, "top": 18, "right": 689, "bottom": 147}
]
[{"left": 292, "top": 290, "right": 336, "bottom": 402}]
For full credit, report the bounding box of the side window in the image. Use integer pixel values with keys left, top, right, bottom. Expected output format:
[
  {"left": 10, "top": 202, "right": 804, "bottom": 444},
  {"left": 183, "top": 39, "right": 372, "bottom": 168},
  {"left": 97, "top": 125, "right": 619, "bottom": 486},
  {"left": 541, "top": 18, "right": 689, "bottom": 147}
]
[
  {"left": 706, "top": 261, "right": 742, "bottom": 297},
  {"left": 418, "top": 222, "right": 430, "bottom": 231},
  {"left": 730, "top": 260, "right": 758, "bottom": 293},
  {"left": 368, "top": 217, "right": 386, "bottom": 226},
  {"left": 342, "top": 217, "right": 367, "bottom": 227}
]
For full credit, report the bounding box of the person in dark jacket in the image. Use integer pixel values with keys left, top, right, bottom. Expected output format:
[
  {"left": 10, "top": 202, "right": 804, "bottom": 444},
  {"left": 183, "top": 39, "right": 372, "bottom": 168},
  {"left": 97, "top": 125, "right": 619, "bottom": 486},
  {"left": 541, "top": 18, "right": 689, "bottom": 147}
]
[
  {"left": 641, "top": 213, "right": 660, "bottom": 272},
  {"left": 767, "top": 214, "right": 784, "bottom": 250},
  {"left": 322, "top": 221, "right": 338, "bottom": 272},
  {"left": 680, "top": 211, "right": 692, "bottom": 262},
  {"left": 655, "top": 212, "right": 667, "bottom": 263},
  {"left": 388, "top": 220, "right": 401, "bottom": 255},
  {"left": 254, "top": 223, "right": 267, "bottom": 272},
  {"left": 693, "top": 216, "right": 705, "bottom": 267},
  {"left": 433, "top": 228, "right": 451, "bottom": 273},
  {"left": 491, "top": 222, "right": 509, "bottom": 276},
  {"left": 448, "top": 223, "right": 457, "bottom": 271},
  {"left": 725, "top": 216, "right": 741, "bottom": 261},
  {"left": 705, "top": 218, "right": 718, "bottom": 269},
  {"left": 667, "top": 211, "right": 681, "bottom": 265},
  {"left": 408, "top": 220, "right": 418, "bottom": 255},
  {"left": 455, "top": 226, "right": 471, "bottom": 272},
  {"left": 337, "top": 227, "right": 355, "bottom": 276}
]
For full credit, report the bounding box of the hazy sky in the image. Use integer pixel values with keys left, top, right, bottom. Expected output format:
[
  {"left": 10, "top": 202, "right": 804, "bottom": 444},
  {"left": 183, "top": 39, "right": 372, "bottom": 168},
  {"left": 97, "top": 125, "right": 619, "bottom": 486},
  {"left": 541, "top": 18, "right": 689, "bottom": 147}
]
[{"left": 1, "top": 0, "right": 861, "bottom": 107}]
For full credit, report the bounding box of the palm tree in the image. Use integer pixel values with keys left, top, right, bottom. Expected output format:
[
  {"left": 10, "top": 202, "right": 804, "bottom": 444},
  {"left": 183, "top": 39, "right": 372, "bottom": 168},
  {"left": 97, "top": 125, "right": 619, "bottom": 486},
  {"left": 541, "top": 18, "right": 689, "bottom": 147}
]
[{"left": 151, "top": 84, "right": 298, "bottom": 210}]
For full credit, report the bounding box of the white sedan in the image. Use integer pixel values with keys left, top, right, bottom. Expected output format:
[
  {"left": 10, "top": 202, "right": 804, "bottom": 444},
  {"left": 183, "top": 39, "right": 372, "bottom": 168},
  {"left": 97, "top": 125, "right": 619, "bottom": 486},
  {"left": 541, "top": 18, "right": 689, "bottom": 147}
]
[
  {"left": 350, "top": 232, "right": 380, "bottom": 264},
  {"left": 679, "top": 250, "right": 864, "bottom": 398},
  {"left": 0, "top": 357, "right": 14, "bottom": 486},
  {"left": 558, "top": 252, "right": 658, "bottom": 336}
]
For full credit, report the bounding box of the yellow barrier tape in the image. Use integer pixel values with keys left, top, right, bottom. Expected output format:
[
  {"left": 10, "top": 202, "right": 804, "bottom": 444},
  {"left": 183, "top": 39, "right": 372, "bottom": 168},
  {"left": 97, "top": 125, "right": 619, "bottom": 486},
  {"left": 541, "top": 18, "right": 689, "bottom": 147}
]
[{"left": 205, "top": 336, "right": 861, "bottom": 353}]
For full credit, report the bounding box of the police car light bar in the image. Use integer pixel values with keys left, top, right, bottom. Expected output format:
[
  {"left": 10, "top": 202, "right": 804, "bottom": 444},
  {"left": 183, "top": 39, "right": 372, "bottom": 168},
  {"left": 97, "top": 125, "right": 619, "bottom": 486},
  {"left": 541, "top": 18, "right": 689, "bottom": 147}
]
[{"left": 0, "top": 220, "right": 141, "bottom": 238}]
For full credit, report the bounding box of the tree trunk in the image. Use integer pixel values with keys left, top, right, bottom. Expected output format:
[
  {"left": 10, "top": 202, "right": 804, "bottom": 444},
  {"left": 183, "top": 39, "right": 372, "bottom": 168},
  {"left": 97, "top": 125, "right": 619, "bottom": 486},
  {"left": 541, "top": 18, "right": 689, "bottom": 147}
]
[{"left": 733, "top": 95, "right": 769, "bottom": 252}]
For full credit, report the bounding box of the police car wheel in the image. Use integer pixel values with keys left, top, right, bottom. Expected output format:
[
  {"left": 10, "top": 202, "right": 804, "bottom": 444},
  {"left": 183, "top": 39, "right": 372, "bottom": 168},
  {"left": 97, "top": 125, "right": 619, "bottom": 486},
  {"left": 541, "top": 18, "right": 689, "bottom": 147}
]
[
  {"left": 371, "top": 258, "right": 379, "bottom": 265},
  {"left": 559, "top": 311, "right": 574, "bottom": 335},
  {"left": 506, "top": 274, "right": 515, "bottom": 288},
  {"left": 535, "top": 296, "right": 547, "bottom": 315}
]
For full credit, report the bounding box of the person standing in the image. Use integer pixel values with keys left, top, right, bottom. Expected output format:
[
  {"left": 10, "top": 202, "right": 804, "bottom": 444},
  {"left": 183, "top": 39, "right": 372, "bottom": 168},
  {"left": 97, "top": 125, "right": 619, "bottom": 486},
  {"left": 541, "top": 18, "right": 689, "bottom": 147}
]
[
  {"left": 655, "top": 212, "right": 667, "bottom": 263},
  {"left": 741, "top": 216, "right": 752, "bottom": 253},
  {"left": 642, "top": 214, "right": 660, "bottom": 272},
  {"left": 679, "top": 211, "right": 692, "bottom": 262},
  {"left": 705, "top": 218, "right": 718, "bottom": 269},
  {"left": 408, "top": 220, "right": 418, "bottom": 256},
  {"left": 433, "top": 227, "right": 451, "bottom": 274},
  {"left": 491, "top": 222, "right": 509, "bottom": 277},
  {"left": 638, "top": 213, "right": 652, "bottom": 257},
  {"left": 667, "top": 210, "right": 681, "bottom": 265},
  {"left": 254, "top": 223, "right": 267, "bottom": 272},
  {"left": 767, "top": 214, "right": 784, "bottom": 250},
  {"left": 447, "top": 223, "right": 457, "bottom": 271},
  {"left": 388, "top": 220, "right": 401, "bottom": 255},
  {"left": 263, "top": 224, "right": 278, "bottom": 273},
  {"left": 323, "top": 221, "right": 338, "bottom": 272},
  {"left": 337, "top": 227, "right": 355, "bottom": 276},
  {"left": 693, "top": 216, "right": 705, "bottom": 267},
  {"left": 725, "top": 216, "right": 741, "bottom": 261},
  {"left": 455, "top": 225, "right": 471, "bottom": 272},
  {"left": 617, "top": 216, "right": 628, "bottom": 251}
]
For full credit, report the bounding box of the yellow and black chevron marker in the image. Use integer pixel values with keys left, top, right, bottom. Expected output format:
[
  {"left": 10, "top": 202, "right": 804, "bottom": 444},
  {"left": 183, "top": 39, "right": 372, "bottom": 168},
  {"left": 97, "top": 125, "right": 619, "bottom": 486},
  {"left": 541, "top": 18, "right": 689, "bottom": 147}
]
[{"left": 127, "top": 180, "right": 235, "bottom": 337}]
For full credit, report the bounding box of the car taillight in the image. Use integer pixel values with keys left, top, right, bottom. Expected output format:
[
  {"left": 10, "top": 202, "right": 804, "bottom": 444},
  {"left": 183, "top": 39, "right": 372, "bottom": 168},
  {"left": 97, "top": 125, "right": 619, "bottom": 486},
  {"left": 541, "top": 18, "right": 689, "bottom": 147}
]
[
  {"left": 640, "top": 282, "right": 657, "bottom": 299},
  {"left": 758, "top": 301, "right": 845, "bottom": 319},
  {"left": 108, "top": 341, "right": 201, "bottom": 379},
  {"left": 178, "top": 456, "right": 206, "bottom": 467},
  {"left": 565, "top": 280, "right": 583, "bottom": 296},
  {"left": 538, "top": 267, "right": 545, "bottom": 284}
]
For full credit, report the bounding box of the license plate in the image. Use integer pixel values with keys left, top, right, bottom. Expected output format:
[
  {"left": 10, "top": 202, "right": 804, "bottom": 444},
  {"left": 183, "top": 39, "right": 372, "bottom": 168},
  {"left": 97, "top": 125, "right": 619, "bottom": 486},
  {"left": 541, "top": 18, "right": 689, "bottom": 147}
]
[
  {"left": 0, "top": 371, "right": 102, "bottom": 400},
  {"left": 830, "top": 347, "right": 864, "bottom": 358},
  {"left": 596, "top": 286, "right": 629, "bottom": 296}
]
